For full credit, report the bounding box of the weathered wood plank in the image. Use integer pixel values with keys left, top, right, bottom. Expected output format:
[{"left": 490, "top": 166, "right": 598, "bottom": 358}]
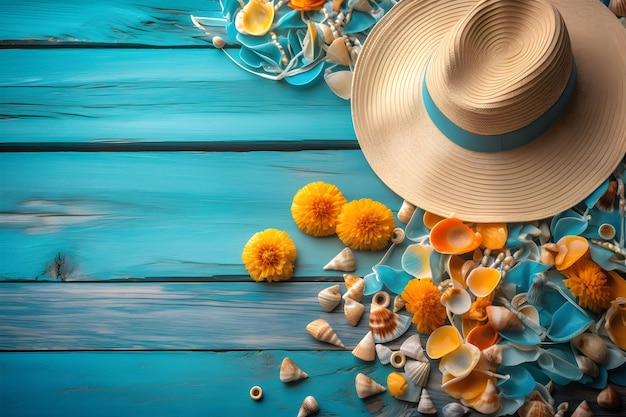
[
  {"left": 0, "top": 151, "right": 403, "bottom": 280},
  {"left": 0, "top": 49, "right": 354, "bottom": 146},
  {"left": 0, "top": 0, "right": 218, "bottom": 46}
]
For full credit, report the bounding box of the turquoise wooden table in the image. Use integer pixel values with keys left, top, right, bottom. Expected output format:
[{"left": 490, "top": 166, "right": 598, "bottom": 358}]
[{"left": 1, "top": 1, "right": 625, "bottom": 416}]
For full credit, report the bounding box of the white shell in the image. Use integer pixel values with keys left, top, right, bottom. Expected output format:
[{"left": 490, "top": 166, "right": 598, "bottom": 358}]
[
  {"left": 375, "top": 343, "right": 393, "bottom": 365},
  {"left": 352, "top": 331, "right": 376, "bottom": 361},
  {"left": 324, "top": 70, "right": 352, "bottom": 100},
  {"left": 306, "top": 319, "right": 345, "bottom": 348},
  {"left": 342, "top": 276, "right": 364, "bottom": 302},
  {"left": 323, "top": 247, "right": 356, "bottom": 272},
  {"left": 355, "top": 372, "right": 386, "bottom": 399},
  {"left": 418, "top": 389, "right": 437, "bottom": 414},
  {"left": 250, "top": 385, "right": 263, "bottom": 400},
  {"left": 297, "top": 395, "right": 320, "bottom": 417},
  {"left": 280, "top": 357, "right": 309, "bottom": 382},
  {"left": 317, "top": 285, "right": 342, "bottom": 312},
  {"left": 325, "top": 38, "right": 351, "bottom": 66},
  {"left": 400, "top": 334, "right": 427, "bottom": 361},
  {"left": 440, "top": 287, "right": 472, "bottom": 315},
  {"left": 404, "top": 359, "right": 431, "bottom": 387},
  {"left": 398, "top": 200, "right": 416, "bottom": 224},
  {"left": 344, "top": 297, "right": 365, "bottom": 326},
  {"left": 390, "top": 351, "right": 407, "bottom": 369},
  {"left": 316, "top": 23, "right": 334, "bottom": 44},
  {"left": 442, "top": 403, "right": 470, "bottom": 417},
  {"left": 393, "top": 295, "right": 406, "bottom": 312}
]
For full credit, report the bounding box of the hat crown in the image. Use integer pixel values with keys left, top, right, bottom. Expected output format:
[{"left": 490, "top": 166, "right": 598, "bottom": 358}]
[{"left": 425, "top": 0, "right": 573, "bottom": 136}]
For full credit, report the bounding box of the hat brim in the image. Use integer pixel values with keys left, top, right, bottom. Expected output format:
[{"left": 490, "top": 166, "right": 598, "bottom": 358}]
[{"left": 352, "top": 0, "right": 626, "bottom": 223}]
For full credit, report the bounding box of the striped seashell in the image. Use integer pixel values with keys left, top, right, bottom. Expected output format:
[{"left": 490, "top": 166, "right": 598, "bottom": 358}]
[
  {"left": 369, "top": 303, "right": 412, "bottom": 343},
  {"left": 485, "top": 305, "right": 524, "bottom": 331},
  {"left": 418, "top": 389, "right": 437, "bottom": 414},
  {"left": 280, "top": 357, "right": 308, "bottom": 382},
  {"left": 323, "top": 247, "right": 356, "bottom": 272},
  {"left": 352, "top": 331, "right": 376, "bottom": 361},
  {"left": 306, "top": 319, "right": 344, "bottom": 348},
  {"left": 343, "top": 273, "right": 362, "bottom": 289},
  {"left": 571, "top": 400, "right": 592, "bottom": 417},
  {"left": 404, "top": 359, "right": 430, "bottom": 387},
  {"left": 375, "top": 343, "right": 393, "bottom": 365},
  {"left": 344, "top": 297, "right": 365, "bottom": 326},
  {"left": 343, "top": 276, "right": 365, "bottom": 302},
  {"left": 355, "top": 372, "right": 386, "bottom": 399},
  {"left": 297, "top": 395, "right": 320, "bottom": 417},
  {"left": 400, "top": 334, "right": 427, "bottom": 362},
  {"left": 318, "top": 284, "right": 342, "bottom": 313},
  {"left": 393, "top": 294, "right": 406, "bottom": 312}
]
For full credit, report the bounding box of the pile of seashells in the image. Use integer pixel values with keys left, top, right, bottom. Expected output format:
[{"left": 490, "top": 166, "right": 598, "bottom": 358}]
[{"left": 190, "top": 0, "right": 395, "bottom": 98}]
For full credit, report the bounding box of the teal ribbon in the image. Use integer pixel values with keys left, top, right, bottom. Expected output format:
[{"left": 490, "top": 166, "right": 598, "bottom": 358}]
[{"left": 422, "top": 62, "right": 577, "bottom": 152}]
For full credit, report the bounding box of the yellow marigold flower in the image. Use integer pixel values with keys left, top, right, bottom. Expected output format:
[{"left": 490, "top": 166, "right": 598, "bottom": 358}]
[
  {"left": 291, "top": 181, "right": 347, "bottom": 237},
  {"left": 336, "top": 198, "right": 395, "bottom": 251},
  {"left": 563, "top": 258, "right": 611, "bottom": 313},
  {"left": 242, "top": 228, "right": 297, "bottom": 282},
  {"left": 402, "top": 278, "right": 447, "bottom": 334}
]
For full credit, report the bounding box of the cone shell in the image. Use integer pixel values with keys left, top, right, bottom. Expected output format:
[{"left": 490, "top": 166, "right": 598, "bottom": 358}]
[
  {"left": 398, "top": 200, "right": 416, "bottom": 223},
  {"left": 418, "top": 389, "right": 437, "bottom": 414},
  {"left": 462, "top": 378, "right": 499, "bottom": 414},
  {"left": 376, "top": 343, "right": 393, "bottom": 365},
  {"left": 486, "top": 305, "right": 524, "bottom": 331},
  {"left": 429, "top": 218, "right": 482, "bottom": 255},
  {"left": 400, "top": 334, "right": 427, "bottom": 361},
  {"left": 597, "top": 385, "right": 621, "bottom": 409},
  {"left": 393, "top": 294, "right": 407, "bottom": 312},
  {"left": 297, "top": 395, "right": 320, "bottom": 417},
  {"left": 572, "top": 332, "right": 608, "bottom": 364},
  {"left": 571, "top": 400, "right": 593, "bottom": 417},
  {"left": 344, "top": 297, "right": 365, "bottom": 326},
  {"left": 442, "top": 403, "right": 470, "bottom": 417},
  {"left": 466, "top": 267, "right": 502, "bottom": 298},
  {"left": 318, "top": 285, "right": 342, "bottom": 312},
  {"left": 426, "top": 325, "right": 462, "bottom": 359},
  {"left": 405, "top": 359, "right": 431, "bottom": 387},
  {"left": 605, "top": 297, "right": 626, "bottom": 349},
  {"left": 323, "top": 247, "right": 356, "bottom": 272},
  {"left": 306, "top": 319, "right": 344, "bottom": 348},
  {"left": 342, "top": 275, "right": 364, "bottom": 302},
  {"left": 369, "top": 303, "right": 412, "bottom": 343},
  {"left": 475, "top": 223, "right": 508, "bottom": 250},
  {"left": 280, "top": 357, "right": 309, "bottom": 382},
  {"left": 352, "top": 331, "right": 376, "bottom": 361},
  {"left": 355, "top": 372, "right": 386, "bottom": 399}
]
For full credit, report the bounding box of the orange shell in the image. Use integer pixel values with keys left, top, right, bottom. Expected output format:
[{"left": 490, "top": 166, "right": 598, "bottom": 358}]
[
  {"left": 475, "top": 223, "right": 508, "bottom": 250},
  {"left": 554, "top": 235, "right": 589, "bottom": 270},
  {"left": 430, "top": 218, "right": 482, "bottom": 255},
  {"left": 423, "top": 211, "right": 446, "bottom": 229},
  {"left": 466, "top": 322, "right": 500, "bottom": 350},
  {"left": 426, "top": 325, "right": 462, "bottom": 359},
  {"left": 442, "top": 369, "right": 493, "bottom": 401}
]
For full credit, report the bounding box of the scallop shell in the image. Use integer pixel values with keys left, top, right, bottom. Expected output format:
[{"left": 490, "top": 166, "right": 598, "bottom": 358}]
[
  {"left": 441, "top": 287, "right": 472, "bottom": 315},
  {"left": 376, "top": 343, "right": 393, "bottom": 365},
  {"left": 475, "top": 223, "right": 508, "bottom": 250},
  {"left": 486, "top": 305, "right": 524, "bottom": 331},
  {"left": 605, "top": 297, "right": 626, "bottom": 349},
  {"left": 369, "top": 303, "right": 412, "bottom": 343},
  {"left": 317, "top": 284, "right": 341, "bottom": 312},
  {"left": 405, "top": 359, "right": 430, "bottom": 387},
  {"left": 344, "top": 297, "right": 365, "bottom": 326},
  {"left": 305, "top": 319, "right": 344, "bottom": 348},
  {"left": 297, "top": 395, "right": 320, "bottom": 417},
  {"left": 235, "top": 0, "right": 274, "bottom": 36},
  {"left": 429, "top": 218, "right": 482, "bottom": 255},
  {"left": 280, "top": 357, "right": 309, "bottom": 382},
  {"left": 398, "top": 200, "right": 416, "bottom": 223},
  {"left": 355, "top": 372, "right": 386, "bottom": 399},
  {"left": 610, "top": 0, "right": 626, "bottom": 17},
  {"left": 466, "top": 267, "right": 502, "bottom": 298},
  {"left": 352, "top": 331, "right": 376, "bottom": 361},
  {"left": 426, "top": 325, "right": 462, "bottom": 359},
  {"left": 439, "top": 343, "right": 481, "bottom": 379},
  {"left": 323, "top": 247, "right": 356, "bottom": 272},
  {"left": 572, "top": 332, "right": 608, "bottom": 364},
  {"left": 554, "top": 235, "right": 589, "bottom": 271},
  {"left": 418, "top": 389, "right": 437, "bottom": 414},
  {"left": 400, "top": 334, "right": 427, "bottom": 362},
  {"left": 393, "top": 294, "right": 407, "bottom": 312},
  {"left": 325, "top": 38, "right": 351, "bottom": 66},
  {"left": 597, "top": 384, "right": 621, "bottom": 409},
  {"left": 342, "top": 275, "right": 365, "bottom": 302},
  {"left": 462, "top": 378, "right": 499, "bottom": 414},
  {"left": 570, "top": 400, "right": 592, "bottom": 417},
  {"left": 442, "top": 402, "right": 470, "bottom": 417}
]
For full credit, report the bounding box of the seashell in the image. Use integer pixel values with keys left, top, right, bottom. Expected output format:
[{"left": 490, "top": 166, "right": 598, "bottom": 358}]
[
  {"left": 398, "top": 200, "right": 416, "bottom": 224},
  {"left": 393, "top": 294, "right": 406, "bottom": 312},
  {"left": 571, "top": 400, "right": 593, "bottom": 417},
  {"left": 391, "top": 227, "right": 406, "bottom": 244},
  {"left": 317, "top": 284, "right": 342, "bottom": 312},
  {"left": 597, "top": 180, "right": 618, "bottom": 211},
  {"left": 575, "top": 355, "right": 599, "bottom": 378},
  {"left": 344, "top": 297, "right": 365, "bottom": 326},
  {"left": 429, "top": 218, "right": 483, "bottom": 255},
  {"left": 324, "top": 70, "right": 352, "bottom": 100},
  {"left": 418, "top": 389, "right": 437, "bottom": 414},
  {"left": 376, "top": 343, "right": 393, "bottom": 365},
  {"left": 400, "top": 334, "right": 427, "bottom": 362},
  {"left": 211, "top": 36, "right": 226, "bottom": 49},
  {"left": 302, "top": 21, "right": 317, "bottom": 62},
  {"left": 572, "top": 332, "right": 608, "bottom": 364},
  {"left": 466, "top": 267, "right": 501, "bottom": 298},
  {"left": 442, "top": 370, "right": 492, "bottom": 401},
  {"left": 610, "top": 0, "right": 626, "bottom": 17},
  {"left": 555, "top": 402, "right": 569, "bottom": 417},
  {"left": 316, "top": 23, "right": 334, "bottom": 45},
  {"left": 342, "top": 275, "right": 365, "bottom": 302},
  {"left": 461, "top": 260, "right": 477, "bottom": 281},
  {"left": 426, "top": 325, "right": 462, "bottom": 359},
  {"left": 343, "top": 273, "right": 362, "bottom": 289},
  {"left": 325, "top": 38, "right": 351, "bottom": 66},
  {"left": 306, "top": 319, "right": 344, "bottom": 348},
  {"left": 475, "top": 223, "right": 508, "bottom": 250},
  {"left": 466, "top": 322, "right": 499, "bottom": 350},
  {"left": 605, "top": 297, "right": 626, "bottom": 349},
  {"left": 554, "top": 235, "right": 589, "bottom": 271},
  {"left": 447, "top": 255, "right": 468, "bottom": 285},
  {"left": 480, "top": 344, "right": 503, "bottom": 370},
  {"left": 369, "top": 303, "right": 412, "bottom": 343},
  {"left": 387, "top": 371, "right": 409, "bottom": 398},
  {"left": 249, "top": 385, "right": 263, "bottom": 400},
  {"left": 323, "top": 247, "right": 356, "bottom": 272},
  {"left": 355, "top": 372, "right": 386, "bottom": 399},
  {"left": 404, "top": 359, "right": 430, "bottom": 387},
  {"left": 352, "top": 331, "right": 376, "bottom": 361},
  {"left": 462, "top": 378, "right": 499, "bottom": 414},
  {"left": 439, "top": 343, "right": 481, "bottom": 379},
  {"left": 441, "top": 287, "right": 472, "bottom": 315},
  {"left": 518, "top": 398, "right": 554, "bottom": 417},
  {"left": 390, "top": 351, "right": 407, "bottom": 369},
  {"left": 235, "top": 0, "right": 275, "bottom": 36},
  {"left": 297, "top": 395, "right": 320, "bottom": 417},
  {"left": 424, "top": 211, "right": 446, "bottom": 229},
  {"left": 442, "top": 402, "right": 471, "bottom": 417},
  {"left": 372, "top": 291, "right": 391, "bottom": 308},
  {"left": 280, "top": 357, "right": 309, "bottom": 382},
  {"left": 401, "top": 244, "right": 433, "bottom": 278},
  {"left": 486, "top": 305, "right": 524, "bottom": 331},
  {"left": 597, "top": 384, "right": 621, "bottom": 409}
]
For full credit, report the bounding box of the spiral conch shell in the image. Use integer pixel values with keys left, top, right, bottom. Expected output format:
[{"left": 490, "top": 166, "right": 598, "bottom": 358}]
[
  {"left": 235, "top": 0, "right": 275, "bottom": 36},
  {"left": 323, "top": 247, "right": 356, "bottom": 272},
  {"left": 418, "top": 389, "right": 437, "bottom": 414},
  {"left": 297, "top": 395, "right": 320, "bottom": 417},
  {"left": 280, "top": 357, "right": 309, "bottom": 382},
  {"left": 306, "top": 319, "right": 344, "bottom": 348},
  {"left": 355, "top": 372, "right": 386, "bottom": 399},
  {"left": 318, "top": 285, "right": 341, "bottom": 312},
  {"left": 344, "top": 297, "right": 365, "bottom": 326}
]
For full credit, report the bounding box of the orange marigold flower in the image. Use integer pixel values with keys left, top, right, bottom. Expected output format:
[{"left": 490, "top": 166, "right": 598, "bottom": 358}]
[
  {"left": 288, "top": 0, "right": 326, "bottom": 11},
  {"left": 336, "top": 198, "right": 395, "bottom": 251},
  {"left": 402, "top": 278, "right": 447, "bottom": 334},
  {"left": 242, "top": 228, "right": 297, "bottom": 282},
  {"left": 291, "top": 181, "right": 347, "bottom": 237},
  {"left": 563, "top": 258, "right": 611, "bottom": 313}
]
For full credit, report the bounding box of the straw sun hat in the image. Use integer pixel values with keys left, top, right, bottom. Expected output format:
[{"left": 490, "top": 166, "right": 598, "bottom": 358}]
[{"left": 351, "top": 0, "right": 626, "bottom": 223}]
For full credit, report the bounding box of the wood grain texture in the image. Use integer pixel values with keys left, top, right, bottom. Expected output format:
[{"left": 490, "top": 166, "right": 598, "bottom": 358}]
[{"left": 0, "top": 151, "right": 403, "bottom": 280}]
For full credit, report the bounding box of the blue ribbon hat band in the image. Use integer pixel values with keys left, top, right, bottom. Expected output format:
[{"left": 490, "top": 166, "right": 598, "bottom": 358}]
[{"left": 422, "top": 61, "right": 578, "bottom": 152}]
